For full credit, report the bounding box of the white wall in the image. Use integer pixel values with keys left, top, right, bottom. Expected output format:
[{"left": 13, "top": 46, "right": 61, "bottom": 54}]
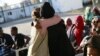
[
  {"left": 51, "top": 0, "right": 83, "bottom": 12},
  {"left": 25, "top": 6, "right": 31, "bottom": 17},
  {"left": 4, "top": 8, "right": 26, "bottom": 21},
  {"left": 24, "top": 3, "right": 42, "bottom": 17}
]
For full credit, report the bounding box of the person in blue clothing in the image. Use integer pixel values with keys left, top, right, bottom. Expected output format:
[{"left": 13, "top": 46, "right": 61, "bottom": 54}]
[{"left": 0, "top": 27, "right": 14, "bottom": 56}]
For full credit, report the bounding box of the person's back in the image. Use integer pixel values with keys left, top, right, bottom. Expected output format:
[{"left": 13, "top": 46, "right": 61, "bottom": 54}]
[{"left": 47, "top": 19, "right": 75, "bottom": 56}]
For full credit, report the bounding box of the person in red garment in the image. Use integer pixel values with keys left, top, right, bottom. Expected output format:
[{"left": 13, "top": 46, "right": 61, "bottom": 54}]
[{"left": 74, "top": 16, "right": 84, "bottom": 46}]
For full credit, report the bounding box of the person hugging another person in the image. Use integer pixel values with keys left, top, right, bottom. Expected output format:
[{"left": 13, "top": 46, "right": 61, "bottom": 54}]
[
  {"left": 40, "top": 2, "right": 75, "bottom": 56},
  {"left": 28, "top": 2, "right": 75, "bottom": 56},
  {"left": 27, "top": 6, "right": 50, "bottom": 56}
]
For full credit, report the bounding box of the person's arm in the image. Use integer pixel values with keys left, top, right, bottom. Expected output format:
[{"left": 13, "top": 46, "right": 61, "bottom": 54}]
[{"left": 24, "top": 36, "right": 30, "bottom": 46}]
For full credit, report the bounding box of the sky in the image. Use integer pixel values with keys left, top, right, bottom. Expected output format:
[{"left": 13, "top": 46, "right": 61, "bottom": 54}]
[{"left": 0, "top": 0, "right": 24, "bottom": 6}]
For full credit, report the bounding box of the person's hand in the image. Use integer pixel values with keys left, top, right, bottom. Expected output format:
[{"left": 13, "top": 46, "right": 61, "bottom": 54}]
[{"left": 75, "top": 46, "right": 83, "bottom": 54}]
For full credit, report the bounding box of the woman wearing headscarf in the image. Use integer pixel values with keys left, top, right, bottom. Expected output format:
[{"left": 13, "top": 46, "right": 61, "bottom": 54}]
[
  {"left": 84, "top": 7, "right": 93, "bottom": 22},
  {"left": 40, "top": 2, "right": 75, "bottom": 56},
  {"left": 74, "top": 16, "right": 84, "bottom": 46},
  {"left": 66, "top": 18, "right": 73, "bottom": 38},
  {"left": 66, "top": 18, "right": 76, "bottom": 47}
]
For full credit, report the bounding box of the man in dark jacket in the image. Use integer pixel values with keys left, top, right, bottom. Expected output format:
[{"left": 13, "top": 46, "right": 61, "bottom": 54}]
[
  {"left": 0, "top": 27, "right": 14, "bottom": 48},
  {"left": 0, "top": 27, "right": 14, "bottom": 56},
  {"left": 11, "top": 27, "right": 30, "bottom": 49},
  {"left": 11, "top": 26, "right": 30, "bottom": 56}
]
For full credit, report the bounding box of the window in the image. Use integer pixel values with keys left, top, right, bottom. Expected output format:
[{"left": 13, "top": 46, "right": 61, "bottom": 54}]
[
  {"left": 0, "top": 15, "right": 2, "bottom": 18},
  {"left": 8, "top": 12, "right": 12, "bottom": 15},
  {"left": 21, "top": 9, "right": 24, "bottom": 12}
]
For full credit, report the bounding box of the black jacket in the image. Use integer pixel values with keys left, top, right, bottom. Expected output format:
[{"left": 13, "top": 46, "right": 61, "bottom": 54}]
[
  {"left": 15, "top": 34, "right": 25, "bottom": 48},
  {"left": 0, "top": 33, "right": 14, "bottom": 48},
  {"left": 48, "top": 20, "right": 75, "bottom": 56}
]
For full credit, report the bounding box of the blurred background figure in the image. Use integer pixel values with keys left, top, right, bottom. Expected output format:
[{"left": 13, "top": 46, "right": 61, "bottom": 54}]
[
  {"left": 66, "top": 18, "right": 76, "bottom": 47},
  {"left": 74, "top": 16, "right": 84, "bottom": 46},
  {"left": 85, "top": 35, "right": 100, "bottom": 56},
  {"left": 11, "top": 26, "right": 30, "bottom": 56},
  {"left": 0, "top": 27, "right": 14, "bottom": 56},
  {"left": 84, "top": 7, "right": 93, "bottom": 23},
  {"left": 66, "top": 18, "right": 73, "bottom": 38},
  {"left": 0, "top": 27, "right": 14, "bottom": 48},
  {"left": 92, "top": 6, "right": 100, "bottom": 17},
  {"left": 11, "top": 26, "right": 30, "bottom": 49}
]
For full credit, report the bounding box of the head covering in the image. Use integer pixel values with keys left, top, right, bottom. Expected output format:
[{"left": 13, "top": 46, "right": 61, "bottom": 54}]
[
  {"left": 74, "top": 16, "right": 84, "bottom": 46},
  {"left": 66, "top": 18, "right": 72, "bottom": 27},
  {"left": 40, "top": 2, "right": 55, "bottom": 19},
  {"left": 84, "top": 7, "right": 93, "bottom": 21},
  {"left": 75, "top": 15, "right": 84, "bottom": 29}
]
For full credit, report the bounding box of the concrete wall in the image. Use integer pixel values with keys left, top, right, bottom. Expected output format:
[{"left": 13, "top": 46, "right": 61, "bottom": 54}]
[{"left": 4, "top": 8, "right": 26, "bottom": 21}]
